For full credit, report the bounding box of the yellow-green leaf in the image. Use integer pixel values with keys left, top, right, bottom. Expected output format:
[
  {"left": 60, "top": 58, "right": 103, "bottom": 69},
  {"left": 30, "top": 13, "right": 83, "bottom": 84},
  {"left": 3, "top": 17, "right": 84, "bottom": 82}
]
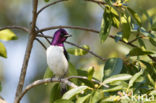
[
  {"left": 67, "top": 45, "right": 89, "bottom": 56},
  {"left": 127, "top": 7, "right": 142, "bottom": 26},
  {"left": 62, "top": 86, "right": 88, "bottom": 100},
  {"left": 128, "top": 70, "right": 144, "bottom": 88},
  {"left": 128, "top": 47, "right": 153, "bottom": 56},
  {"left": 100, "top": 6, "right": 112, "bottom": 43},
  {"left": 88, "top": 66, "right": 94, "bottom": 81},
  {"left": 103, "top": 74, "right": 132, "bottom": 84},
  {"left": 0, "top": 29, "right": 17, "bottom": 41},
  {"left": 121, "top": 14, "right": 131, "bottom": 41},
  {"left": 0, "top": 42, "right": 7, "bottom": 58}
]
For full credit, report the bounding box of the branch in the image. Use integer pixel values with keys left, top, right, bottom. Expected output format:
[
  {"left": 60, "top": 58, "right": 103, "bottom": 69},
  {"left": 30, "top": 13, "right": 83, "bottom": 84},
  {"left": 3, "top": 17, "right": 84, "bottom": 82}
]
[
  {"left": 37, "top": 25, "right": 156, "bottom": 62},
  {"left": 37, "top": 25, "right": 99, "bottom": 33},
  {"left": 37, "top": 34, "right": 107, "bottom": 61},
  {"left": 0, "top": 26, "right": 29, "bottom": 33},
  {"left": 85, "top": 0, "right": 106, "bottom": 5},
  {"left": 35, "top": 38, "right": 47, "bottom": 50},
  {"left": 14, "top": 0, "right": 38, "bottom": 103},
  {"left": 37, "top": 0, "right": 68, "bottom": 16},
  {"left": 35, "top": 26, "right": 51, "bottom": 44},
  {"left": 65, "top": 41, "right": 107, "bottom": 61},
  {"left": 16, "top": 75, "right": 109, "bottom": 103},
  {"left": 16, "top": 77, "right": 78, "bottom": 103},
  {"left": 67, "top": 76, "right": 109, "bottom": 88}
]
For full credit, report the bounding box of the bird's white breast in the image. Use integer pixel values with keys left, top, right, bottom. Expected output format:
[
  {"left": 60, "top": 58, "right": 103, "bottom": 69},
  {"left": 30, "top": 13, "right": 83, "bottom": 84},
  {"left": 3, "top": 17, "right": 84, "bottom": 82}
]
[{"left": 46, "top": 45, "right": 68, "bottom": 78}]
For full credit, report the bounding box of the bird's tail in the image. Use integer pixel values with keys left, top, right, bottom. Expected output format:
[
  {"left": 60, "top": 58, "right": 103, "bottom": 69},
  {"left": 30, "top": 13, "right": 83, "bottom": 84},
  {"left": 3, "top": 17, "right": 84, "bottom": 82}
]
[{"left": 60, "top": 82, "right": 67, "bottom": 95}]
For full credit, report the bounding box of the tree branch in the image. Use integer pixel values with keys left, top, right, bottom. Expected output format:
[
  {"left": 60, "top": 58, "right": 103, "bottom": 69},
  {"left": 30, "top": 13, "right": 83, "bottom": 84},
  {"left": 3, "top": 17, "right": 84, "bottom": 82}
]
[
  {"left": 67, "top": 76, "right": 109, "bottom": 88},
  {"left": 37, "top": 0, "right": 68, "bottom": 16},
  {"left": 37, "top": 25, "right": 99, "bottom": 33},
  {"left": 85, "top": 0, "right": 106, "bottom": 5},
  {"left": 37, "top": 25, "right": 156, "bottom": 62},
  {"left": 16, "top": 75, "right": 109, "bottom": 103},
  {"left": 37, "top": 34, "right": 107, "bottom": 61},
  {"left": 16, "top": 77, "right": 78, "bottom": 103},
  {"left": 14, "top": 0, "right": 39, "bottom": 103},
  {"left": 35, "top": 38, "right": 47, "bottom": 50},
  {"left": 35, "top": 26, "right": 51, "bottom": 44},
  {"left": 0, "top": 26, "right": 30, "bottom": 33}
]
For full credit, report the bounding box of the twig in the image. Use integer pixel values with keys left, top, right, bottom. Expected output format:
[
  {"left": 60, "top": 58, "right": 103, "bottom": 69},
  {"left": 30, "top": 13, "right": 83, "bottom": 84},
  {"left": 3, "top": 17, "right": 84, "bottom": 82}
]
[
  {"left": 14, "top": 0, "right": 38, "bottom": 103},
  {"left": 37, "top": 25, "right": 156, "bottom": 62},
  {"left": 16, "top": 77, "right": 78, "bottom": 103},
  {"left": 37, "top": 25, "right": 99, "bottom": 33},
  {"left": 35, "top": 26, "right": 51, "bottom": 44},
  {"left": 66, "top": 41, "right": 107, "bottom": 61},
  {"left": 0, "top": 26, "right": 30, "bottom": 33},
  {"left": 37, "top": 34, "right": 107, "bottom": 61},
  {"left": 37, "top": 0, "right": 68, "bottom": 16},
  {"left": 85, "top": 0, "right": 106, "bottom": 5},
  {"left": 67, "top": 76, "right": 109, "bottom": 88},
  {"left": 35, "top": 38, "right": 47, "bottom": 50}
]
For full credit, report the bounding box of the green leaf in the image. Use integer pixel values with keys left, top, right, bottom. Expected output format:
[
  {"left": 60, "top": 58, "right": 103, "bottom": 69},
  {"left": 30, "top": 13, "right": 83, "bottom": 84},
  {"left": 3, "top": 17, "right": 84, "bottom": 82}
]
[
  {"left": 54, "top": 99, "right": 73, "bottom": 103},
  {"left": 149, "top": 38, "right": 156, "bottom": 47},
  {"left": 50, "top": 83, "right": 61, "bottom": 103},
  {"left": 128, "top": 69, "right": 144, "bottom": 88},
  {"left": 103, "top": 58, "right": 123, "bottom": 80},
  {"left": 89, "top": 90, "right": 104, "bottom": 103},
  {"left": 100, "top": 6, "right": 112, "bottom": 43},
  {"left": 128, "top": 47, "right": 153, "bottom": 56},
  {"left": 88, "top": 66, "right": 94, "bottom": 81},
  {"left": 103, "top": 85, "right": 124, "bottom": 92},
  {"left": 0, "top": 42, "right": 7, "bottom": 58},
  {"left": 112, "top": 16, "right": 120, "bottom": 28},
  {"left": 44, "top": 0, "right": 49, "bottom": 2},
  {"left": 103, "top": 74, "right": 132, "bottom": 84},
  {"left": 43, "top": 67, "right": 53, "bottom": 79},
  {"left": 121, "top": 14, "right": 131, "bottom": 42},
  {"left": 110, "top": 7, "right": 120, "bottom": 28},
  {"left": 151, "top": 22, "right": 156, "bottom": 31},
  {"left": 76, "top": 94, "right": 91, "bottom": 103},
  {"left": 138, "top": 38, "right": 146, "bottom": 49},
  {"left": 127, "top": 7, "right": 142, "bottom": 26},
  {"left": 62, "top": 86, "right": 88, "bottom": 100},
  {"left": 67, "top": 45, "right": 89, "bottom": 56},
  {"left": 0, "top": 29, "right": 17, "bottom": 41}
]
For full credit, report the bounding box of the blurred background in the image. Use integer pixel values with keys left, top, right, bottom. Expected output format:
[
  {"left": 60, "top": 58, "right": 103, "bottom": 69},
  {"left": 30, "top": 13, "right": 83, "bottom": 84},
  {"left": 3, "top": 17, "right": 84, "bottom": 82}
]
[{"left": 0, "top": 0, "right": 156, "bottom": 103}]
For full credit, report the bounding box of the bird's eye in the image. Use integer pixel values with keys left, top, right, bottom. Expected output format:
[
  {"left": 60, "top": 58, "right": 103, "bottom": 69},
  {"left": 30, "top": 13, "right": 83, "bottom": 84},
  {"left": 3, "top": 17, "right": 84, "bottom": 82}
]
[{"left": 60, "top": 33, "right": 64, "bottom": 37}]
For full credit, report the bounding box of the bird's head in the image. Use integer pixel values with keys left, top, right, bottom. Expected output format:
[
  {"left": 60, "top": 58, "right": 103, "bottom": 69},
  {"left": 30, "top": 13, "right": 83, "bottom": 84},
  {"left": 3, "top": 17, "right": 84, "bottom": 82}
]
[{"left": 51, "top": 29, "right": 71, "bottom": 46}]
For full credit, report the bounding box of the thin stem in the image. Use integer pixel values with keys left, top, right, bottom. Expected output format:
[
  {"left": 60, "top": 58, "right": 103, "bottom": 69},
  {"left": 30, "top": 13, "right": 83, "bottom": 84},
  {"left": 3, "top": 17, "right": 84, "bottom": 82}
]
[
  {"left": 37, "top": 25, "right": 156, "bottom": 62},
  {"left": 37, "top": 0, "right": 68, "bottom": 16},
  {"left": 67, "top": 76, "right": 109, "bottom": 88},
  {"left": 0, "top": 26, "right": 30, "bottom": 33},
  {"left": 35, "top": 38, "right": 47, "bottom": 50},
  {"left": 37, "top": 34, "right": 107, "bottom": 61},
  {"left": 85, "top": 0, "right": 106, "bottom": 5},
  {"left": 35, "top": 26, "right": 51, "bottom": 44},
  {"left": 66, "top": 41, "right": 107, "bottom": 61},
  {"left": 37, "top": 25, "right": 99, "bottom": 33}
]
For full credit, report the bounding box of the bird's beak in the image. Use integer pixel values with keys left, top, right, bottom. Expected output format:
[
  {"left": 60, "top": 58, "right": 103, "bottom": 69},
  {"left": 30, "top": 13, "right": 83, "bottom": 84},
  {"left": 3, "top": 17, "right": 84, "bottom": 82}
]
[{"left": 64, "top": 34, "right": 72, "bottom": 38}]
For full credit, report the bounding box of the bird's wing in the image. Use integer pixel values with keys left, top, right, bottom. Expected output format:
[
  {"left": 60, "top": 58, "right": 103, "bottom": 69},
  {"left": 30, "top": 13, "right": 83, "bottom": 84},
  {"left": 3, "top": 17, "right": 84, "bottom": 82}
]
[{"left": 64, "top": 48, "right": 69, "bottom": 61}]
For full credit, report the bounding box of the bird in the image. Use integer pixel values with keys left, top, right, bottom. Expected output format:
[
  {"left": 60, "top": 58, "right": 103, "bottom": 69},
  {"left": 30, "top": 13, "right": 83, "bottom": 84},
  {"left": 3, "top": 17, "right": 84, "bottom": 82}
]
[{"left": 46, "top": 29, "right": 71, "bottom": 94}]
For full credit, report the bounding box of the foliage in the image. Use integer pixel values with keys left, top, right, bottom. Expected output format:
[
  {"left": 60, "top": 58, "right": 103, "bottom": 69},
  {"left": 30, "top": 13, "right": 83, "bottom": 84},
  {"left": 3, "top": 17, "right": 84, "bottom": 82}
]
[
  {"left": 42, "top": 0, "right": 156, "bottom": 102},
  {"left": 0, "top": 29, "right": 17, "bottom": 58},
  {"left": 0, "top": 0, "right": 156, "bottom": 103}
]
